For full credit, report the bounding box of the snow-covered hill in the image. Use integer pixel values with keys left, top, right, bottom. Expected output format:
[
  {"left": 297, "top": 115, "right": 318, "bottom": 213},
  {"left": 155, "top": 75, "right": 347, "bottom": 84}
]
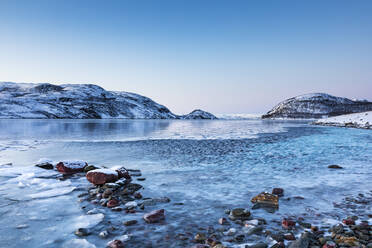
[
  {"left": 314, "top": 111, "right": 372, "bottom": 129},
  {"left": 262, "top": 93, "right": 372, "bottom": 119},
  {"left": 0, "top": 82, "right": 216, "bottom": 119}
]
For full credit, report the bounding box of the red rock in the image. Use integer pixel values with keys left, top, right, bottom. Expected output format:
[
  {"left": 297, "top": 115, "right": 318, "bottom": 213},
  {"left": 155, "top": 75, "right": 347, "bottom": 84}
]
[
  {"left": 116, "top": 167, "right": 131, "bottom": 180},
  {"left": 143, "top": 209, "right": 165, "bottom": 223},
  {"left": 56, "top": 161, "right": 87, "bottom": 174},
  {"left": 107, "top": 240, "right": 125, "bottom": 248},
  {"left": 272, "top": 188, "right": 284, "bottom": 197},
  {"left": 282, "top": 218, "right": 296, "bottom": 229},
  {"left": 322, "top": 241, "right": 336, "bottom": 248},
  {"left": 107, "top": 198, "right": 120, "bottom": 208},
  {"left": 86, "top": 169, "right": 118, "bottom": 185},
  {"left": 342, "top": 218, "right": 355, "bottom": 225}
]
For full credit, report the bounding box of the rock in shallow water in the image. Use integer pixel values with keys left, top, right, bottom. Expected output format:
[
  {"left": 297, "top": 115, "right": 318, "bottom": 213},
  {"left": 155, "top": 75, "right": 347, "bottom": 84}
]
[
  {"left": 143, "top": 209, "right": 165, "bottom": 223},
  {"left": 251, "top": 192, "right": 279, "bottom": 208},
  {"left": 328, "top": 164, "right": 343, "bottom": 169},
  {"left": 56, "top": 161, "right": 87, "bottom": 174},
  {"left": 86, "top": 169, "right": 119, "bottom": 185},
  {"left": 229, "top": 208, "right": 251, "bottom": 220}
]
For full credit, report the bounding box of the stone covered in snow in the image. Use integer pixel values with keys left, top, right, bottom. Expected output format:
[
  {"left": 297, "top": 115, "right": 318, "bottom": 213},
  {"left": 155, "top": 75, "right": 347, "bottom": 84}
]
[
  {"left": 0, "top": 82, "right": 216, "bottom": 119},
  {"left": 56, "top": 161, "right": 87, "bottom": 174},
  {"left": 86, "top": 169, "right": 119, "bottom": 185},
  {"left": 262, "top": 93, "right": 372, "bottom": 119}
]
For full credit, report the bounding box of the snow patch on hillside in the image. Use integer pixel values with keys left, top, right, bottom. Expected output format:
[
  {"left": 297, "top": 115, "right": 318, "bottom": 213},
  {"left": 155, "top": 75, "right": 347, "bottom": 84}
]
[{"left": 314, "top": 111, "right": 372, "bottom": 129}]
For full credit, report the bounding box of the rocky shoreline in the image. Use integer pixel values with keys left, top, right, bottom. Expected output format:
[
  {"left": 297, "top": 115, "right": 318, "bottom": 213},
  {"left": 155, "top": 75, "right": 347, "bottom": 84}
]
[{"left": 35, "top": 160, "right": 372, "bottom": 248}]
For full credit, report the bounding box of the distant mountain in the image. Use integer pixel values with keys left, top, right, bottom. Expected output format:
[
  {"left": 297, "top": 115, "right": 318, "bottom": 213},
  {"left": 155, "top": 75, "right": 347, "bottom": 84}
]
[
  {"left": 180, "top": 109, "right": 217, "bottom": 119},
  {"left": 0, "top": 82, "right": 217, "bottom": 119},
  {"left": 262, "top": 93, "right": 372, "bottom": 119}
]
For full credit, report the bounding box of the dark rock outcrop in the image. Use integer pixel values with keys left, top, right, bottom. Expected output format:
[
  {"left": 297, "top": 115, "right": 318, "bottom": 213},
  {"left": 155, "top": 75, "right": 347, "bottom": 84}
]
[{"left": 262, "top": 93, "right": 372, "bottom": 119}]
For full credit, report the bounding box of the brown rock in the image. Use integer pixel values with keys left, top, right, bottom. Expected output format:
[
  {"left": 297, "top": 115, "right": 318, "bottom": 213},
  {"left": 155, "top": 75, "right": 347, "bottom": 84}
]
[
  {"left": 251, "top": 192, "right": 279, "bottom": 208},
  {"left": 143, "top": 209, "right": 165, "bottom": 223},
  {"left": 107, "top": 198, "right": 120, "bottom": 208},
  {"left": 123, "top": 220, "right": 138, "bottom": 226}
]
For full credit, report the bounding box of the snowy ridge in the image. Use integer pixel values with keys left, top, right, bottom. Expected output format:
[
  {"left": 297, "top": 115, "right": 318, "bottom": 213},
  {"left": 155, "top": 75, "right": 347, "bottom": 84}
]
[
  {"left": 314, "top": 111, "right": 372, "bottom": 129},
  {"left": 0, "top": 82, "right": 216, "bottom": 119},
  {"left": 262, "top": 93, "right": 372, "bottom": 119}
]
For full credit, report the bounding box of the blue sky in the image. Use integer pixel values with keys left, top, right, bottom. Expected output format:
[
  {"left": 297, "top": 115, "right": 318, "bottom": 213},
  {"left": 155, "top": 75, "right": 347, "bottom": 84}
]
[{"left": 1, "top": 0, "right": 371, "bottom": 114}]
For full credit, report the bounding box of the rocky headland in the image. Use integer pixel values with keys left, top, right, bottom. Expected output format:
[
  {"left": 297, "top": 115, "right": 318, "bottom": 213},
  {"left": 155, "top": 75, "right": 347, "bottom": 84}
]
[
  {"left": 0, "top": 82, "right": 216, "bottom": 120},
  {"left": 262, "top": 93, "right": 372, "bottom": 119}
]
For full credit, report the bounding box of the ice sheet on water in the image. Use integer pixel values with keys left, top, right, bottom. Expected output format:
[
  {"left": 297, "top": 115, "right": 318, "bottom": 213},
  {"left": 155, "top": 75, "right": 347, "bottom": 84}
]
[
  {"left": 28, "top": 186, "right": 76, "bottom": 199},
  {"left": 62, "top": 239, "right": 96, "bottom": 248},
  {"left": 73, "top": 213, "right": 104, "bottom": 229}
]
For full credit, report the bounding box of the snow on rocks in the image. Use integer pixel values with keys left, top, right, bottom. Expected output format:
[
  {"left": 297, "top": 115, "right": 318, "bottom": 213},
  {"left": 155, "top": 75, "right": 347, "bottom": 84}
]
[
  {"left": 86, "top": 169, "right": 119, "bottom": 185},
  {"left": 314, "top": 111, "right": 372, "bottom": 129},
  {"left": 0, "top": 82, "right": 217, "bottom": 119},
  {"left": 56, "top": 161, "right": 87, "bottom": 174},
  {"left": 35, "top": 158, "right": 54, "bottom": 170},
  {"left": 262, "top": 93, "right": 372, "bottom": 119}
]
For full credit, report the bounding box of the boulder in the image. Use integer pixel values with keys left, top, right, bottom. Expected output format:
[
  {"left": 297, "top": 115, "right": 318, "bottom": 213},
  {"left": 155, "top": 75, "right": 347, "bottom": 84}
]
[
  {"left": 56, "top": 161, "right": 87, "bottom": 174},
  {"left": 86, "top": 169, "right": 119, "bottom": 185},
  {"left": 251, "top": 192, "right": 279, "bottom": 209},
  {"left": 272, "top": 188, "right": 284, "bottom": 197},
  {"left": 143, "top": 209, "right": 165, "bottom": 223},
  {"left": 229, "top": 208, "right": 251, "bottom": 221}
]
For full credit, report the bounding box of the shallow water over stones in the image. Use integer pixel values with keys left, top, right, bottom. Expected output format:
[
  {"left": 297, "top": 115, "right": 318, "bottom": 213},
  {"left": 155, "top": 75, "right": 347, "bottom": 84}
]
[{"left": 0, "top": 119, "right": 371, "bottom": 247}]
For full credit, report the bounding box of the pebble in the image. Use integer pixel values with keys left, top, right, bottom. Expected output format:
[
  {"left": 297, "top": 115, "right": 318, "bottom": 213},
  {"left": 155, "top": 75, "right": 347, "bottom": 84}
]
[
  {"left": 124, "top": 201, "right": 137, "bottom": 210},
  {"left": 74, "top": 228, "right": 90, "bottom": 237},
  {"left": 123, "top": 220, "right": 138, "bottom": 226},
  {"left": 99, "top": 230, "right": 109, "bottom": 239},
  {"left": 218, "top": 217, "right": 229, "bottom": 225},
  {"left": 223, "top": 228, "right": 237, "bottom": 236}
]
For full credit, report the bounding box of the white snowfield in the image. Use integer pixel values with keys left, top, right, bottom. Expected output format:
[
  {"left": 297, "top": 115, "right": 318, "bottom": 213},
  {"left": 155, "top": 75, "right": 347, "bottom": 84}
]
[
  {"left": 314, "top": 111, "right": 372, "bottom": 129},
  {"left": 0, "top": 82, "right": 216, "bottom": 119}
]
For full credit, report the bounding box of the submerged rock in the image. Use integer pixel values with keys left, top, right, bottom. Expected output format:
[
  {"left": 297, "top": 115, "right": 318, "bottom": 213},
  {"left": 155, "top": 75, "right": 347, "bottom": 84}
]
[
  {"left": 143, "top": 209, "right": 165, "bottom": 223},
  {"left": 328, "top": 164, "right": 343, "bottom": 169},
  {"left": 229, "top": 208, "right": 251, "bottom": 221},
  {"left": 86, "top": 169, "right": 119, "bottom": 185},
  {"left": 56, "top": 161, "right": 87, "bottom": 174}
]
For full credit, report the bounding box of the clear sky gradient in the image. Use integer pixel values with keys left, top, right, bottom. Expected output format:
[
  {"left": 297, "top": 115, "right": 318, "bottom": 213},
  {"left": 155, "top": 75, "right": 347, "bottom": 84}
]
[{"left": 1, "top": 0, "right": 371, "bottom": 114}]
